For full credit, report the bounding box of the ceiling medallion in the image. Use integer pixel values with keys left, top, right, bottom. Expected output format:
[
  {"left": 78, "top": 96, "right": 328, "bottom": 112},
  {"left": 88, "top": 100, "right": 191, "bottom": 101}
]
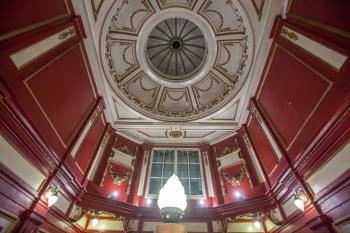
[
  {"left": 101, "top": 1, "right": 254, "bottom": 122},
  {"left": 167, "top": 130, "right": 185, "bottom": 138}
]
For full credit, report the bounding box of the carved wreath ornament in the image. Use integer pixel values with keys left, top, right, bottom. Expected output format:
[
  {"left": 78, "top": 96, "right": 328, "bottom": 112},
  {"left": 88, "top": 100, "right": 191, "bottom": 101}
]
[
  {"left": 222, "top": 164, "right": 247, "bottom": 187},
  {"left": 108, "top": 164, "right": 130, "bottom": 186}
]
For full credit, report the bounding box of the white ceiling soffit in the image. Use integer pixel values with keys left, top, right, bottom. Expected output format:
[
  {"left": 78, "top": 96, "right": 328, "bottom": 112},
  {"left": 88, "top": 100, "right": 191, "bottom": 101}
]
[{"left": 71, "top": 0, "right": 284, "bottom": 144}]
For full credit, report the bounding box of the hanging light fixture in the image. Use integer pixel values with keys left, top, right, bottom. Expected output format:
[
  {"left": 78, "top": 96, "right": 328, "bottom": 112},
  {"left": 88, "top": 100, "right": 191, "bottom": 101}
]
[
  {"left": 45, "top": 187, "right": 58, "bottom": 207},
  {"left": 293, "top": 189, "right": 308, "bottom": 212},
  {"left": 157, "top": 174, "right": 187, "bottom": 223}
]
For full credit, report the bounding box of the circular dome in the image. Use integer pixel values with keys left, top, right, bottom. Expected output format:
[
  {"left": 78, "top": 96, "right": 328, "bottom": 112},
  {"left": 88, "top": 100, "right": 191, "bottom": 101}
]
[
  {"left": 101, "top": 1, "right": 254, "bottom": 121},
  {"left": 146, "top": 18, "right": 207, "bottom": 82}
]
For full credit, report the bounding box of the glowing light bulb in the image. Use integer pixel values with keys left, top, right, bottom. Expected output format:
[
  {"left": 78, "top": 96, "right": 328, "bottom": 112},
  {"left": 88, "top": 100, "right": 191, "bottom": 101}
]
[
  {"left": 47, "top": 195, "right": 58, "bottom": 207},
  {"left": 112, "top": 191, "right": 119, "bottom": 198},
  {"left": 294, "top": 197, "right": 305, "bottom": 211},
  {"left": 199, "top": 199, "right": 205, "bottom": 206},
  {"left": 146, "top": 199, "right": 152, "bottom": 205},
  {"left": 254, "top": 220, "right": 261, "bottom": 230},
  {"left": 92, "top": 218, "right": 99, "bottom": 227},
  {"left": 234, "top": 191, "right": 241, "bottom": 198}
]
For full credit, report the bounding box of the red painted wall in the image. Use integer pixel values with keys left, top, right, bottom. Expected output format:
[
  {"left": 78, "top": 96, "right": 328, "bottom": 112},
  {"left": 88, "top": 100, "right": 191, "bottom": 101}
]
[
  {"left": 246, "top": 1, "right": 350, "bottom": 230},
  {"left": 0, "top": 0, "right": 111, "bottom": 232}
]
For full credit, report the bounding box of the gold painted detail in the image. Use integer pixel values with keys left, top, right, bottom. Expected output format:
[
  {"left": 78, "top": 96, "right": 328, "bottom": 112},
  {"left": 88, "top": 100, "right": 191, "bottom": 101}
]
[
  {"left": 58, "top": 27, "right": 76, "bottom": 40},
  {"left": 108, "top": 164, "right": 130, "bottom": 186},
  {"left": 251, "top": 0, "right": 265, "bottom": 20},
  {"left": 70, "top": 206, "right": 87, "bottom": 222},
  {"left": 220, "top": 146, "right": 239, "bottom": 157},
  {"left": 110, "top": 0, "right": 155, "bottom": 34},
  {"left": 199, "top": 0, "right": 245, "bottom": 35},
  {"left": 222, "top": 164, "right": 247, "bottom": 187},
  {"left": 281, "top": 28, "right": 298, "bottom": 41},
  {"left": 115, "top": 145, "right": 133, "bottom": 155},
  {"left": 215, "top": 40, "right": 248, "bottom": 84},
  {"left": 91, "top": 0, "right": 105, "bottom": 21},
  {"left": 106, "top": 39, "right": 139, "bottom": 82},
  {"left": 157, "top": 0, "right": 198, "bottom": 10},
  {"left": 169, "top": 130, "right": 183, "bottom": 138}
]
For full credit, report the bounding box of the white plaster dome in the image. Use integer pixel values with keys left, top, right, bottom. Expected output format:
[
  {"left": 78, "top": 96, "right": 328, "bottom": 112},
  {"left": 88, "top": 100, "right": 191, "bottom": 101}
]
[{"left": 101, "top": 0, "right": 254, "bottom": 122}]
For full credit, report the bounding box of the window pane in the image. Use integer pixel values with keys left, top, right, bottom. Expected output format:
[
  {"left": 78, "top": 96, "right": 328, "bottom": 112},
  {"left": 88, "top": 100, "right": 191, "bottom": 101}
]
[
  {"left": 188, "top": 151, "right": 199, "bottom": 163},
  {"left": 162, "top": 177, "right": 170, "bottom": 187},
  {"left": 149, "top": 178, "right": 161, "bottom": 194},
  {"left": 163, "top": 163, "right": 174, "bottom": 178},
  {"left": 178, "top": 164, "right": 188, "bottom": 177},
  {"left": 190, "top": 179, "right": 202, "bottom": 195},
  {"left": 164, "top": 151, "right": 174, "bottom": 162},
  {"left": 189, "top": 164, "right": 201, "bottom": 178},
  {"left": 178, "top": 151, "right": 188, "bottom": 163},
  {"left": 151, "top": 163, "right": 162, "bottom": 177},
  {"left": 180, "top": 178, "right": 190, "bottom": 194},
  {"left": 153, "top": 151, "right": 163, "bottom": 162}
]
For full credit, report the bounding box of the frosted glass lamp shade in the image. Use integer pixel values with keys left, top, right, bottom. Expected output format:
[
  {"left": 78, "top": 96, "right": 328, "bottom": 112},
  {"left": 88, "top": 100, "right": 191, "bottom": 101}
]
[{"left": 157, "top": 174, "right": 187, "bottom": 223}]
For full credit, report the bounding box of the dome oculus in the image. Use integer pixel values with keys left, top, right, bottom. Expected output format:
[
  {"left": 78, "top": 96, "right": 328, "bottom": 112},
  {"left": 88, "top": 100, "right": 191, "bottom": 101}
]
[{"left": 146, "top": 18, "right": 207, "bottom": 81}]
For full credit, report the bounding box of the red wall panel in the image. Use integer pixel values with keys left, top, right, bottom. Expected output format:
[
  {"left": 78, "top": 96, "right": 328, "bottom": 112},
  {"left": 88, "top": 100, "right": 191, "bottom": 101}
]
[
  {"left": 0, "top": 0, "right": 71, "bottom": 39},
  {"left": 26, "top": 45, "right": 96, "bottom": 146},
  {"left": 289, "top": 0, "right": 350, "bottom": 33},
  {"left": 247, "top": 116, "right": 278, "bottom": 176},
  {"left": 257, "top": 45, "right": 331, "bottom": 148},
  {"left": 75, "top": 115, "right": 105, "bottom": 173}
]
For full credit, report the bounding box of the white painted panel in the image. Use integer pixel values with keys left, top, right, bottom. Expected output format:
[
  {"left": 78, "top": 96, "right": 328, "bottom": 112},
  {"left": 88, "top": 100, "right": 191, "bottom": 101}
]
[
  {"left": 265, "top": 219, "right": 277, "bottom": 232},
  {"left": 282, "top": 196, "right": 299, "bottom": 217},
  {"left": 54, "top": 192, "right": 71, "bottom": 214},
  {"left": 183, "top": 222, "right": 208, "bottom": 232},
  {"left": 203, "top": 152, "right": 214, "bottom": 197},
  {"left": 109, "top": 148, "right": 134, "bottom": 168},
  {"left": 71, "top": 108, "right": 100, "bottom": 158},
  {"left": 137, "top": 151, "right": 149, "bottom": 196},
  {"left": 216, "top": 150, "right": 242, "bottom": 170},
  {"left": 76, "top": 215, "right": 88, "bottom": 229},
  {"left": 10, "top": 26, "right": 76, "bottom": 69},
  {"left": 128, "top": 219, "right": 139, "bottom": 231},
  {"left": 307, "top": 140, "right": 350, "bottom": 194},
  {"left": 337, "top": 219, "right": 350, "bottom": 233},
  {"left": 227, "top": 222, "right": 263, "bottom": 232},
  {"left": 87, "top": 132, "right": 110, "bottom": 181},
  {"left": 212, "top": 221, "right": 223, "bottom": 232},
  {"left": 280, "top": 26, "right": 347, "bottom": 71},
  {"left": 88, "top": 219, "right": 124, "bottom": 231},
  {"left": 142, "top": 221, "right": 163, "bottom": 231},
  {"left": 0, "top": 133, "right": 46, "bottom": 191}
]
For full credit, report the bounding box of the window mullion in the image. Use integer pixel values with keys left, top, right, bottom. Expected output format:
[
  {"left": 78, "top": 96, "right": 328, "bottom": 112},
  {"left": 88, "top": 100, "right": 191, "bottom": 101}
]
[{"left": 174, "top": 150, "right": 177, "bottom": 175}]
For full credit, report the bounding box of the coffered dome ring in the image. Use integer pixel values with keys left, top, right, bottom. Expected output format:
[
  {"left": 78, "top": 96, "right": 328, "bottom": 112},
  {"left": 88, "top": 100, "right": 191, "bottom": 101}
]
[
  {"left": 136, "top": 8, "right": 217, "bottom": 88},
  {"left": 100, "top": 0, "right": 255, "bottom": 122}
]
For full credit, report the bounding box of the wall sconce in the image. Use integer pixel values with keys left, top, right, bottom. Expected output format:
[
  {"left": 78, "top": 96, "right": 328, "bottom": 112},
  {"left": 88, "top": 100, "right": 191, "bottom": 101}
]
[
  {"left": 253, "top": 213, "right": 261, "bottom": 230},
  {"left": 45, "top": 187, "right": 58, "bottom": 207},
  {"left": 293, "top": 189, "right": 308, "bottom": 212},
  {"left": 91, "top": 218, "right": 99, "bottom": 227}
]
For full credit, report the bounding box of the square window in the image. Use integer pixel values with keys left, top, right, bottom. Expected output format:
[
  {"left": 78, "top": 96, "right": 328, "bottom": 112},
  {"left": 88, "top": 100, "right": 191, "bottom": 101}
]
[{"left": 148, "top": 149, "right": 203, "bottom": 196}]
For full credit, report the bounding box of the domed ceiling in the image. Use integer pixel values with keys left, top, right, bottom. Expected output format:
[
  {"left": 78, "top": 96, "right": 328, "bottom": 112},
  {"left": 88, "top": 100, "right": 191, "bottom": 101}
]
[
  {"left": 101, "top": 0, "right": 254, "bottom": 122},
  {"left": 74, "top": 0, "right": 281, "bottom": 144}
]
